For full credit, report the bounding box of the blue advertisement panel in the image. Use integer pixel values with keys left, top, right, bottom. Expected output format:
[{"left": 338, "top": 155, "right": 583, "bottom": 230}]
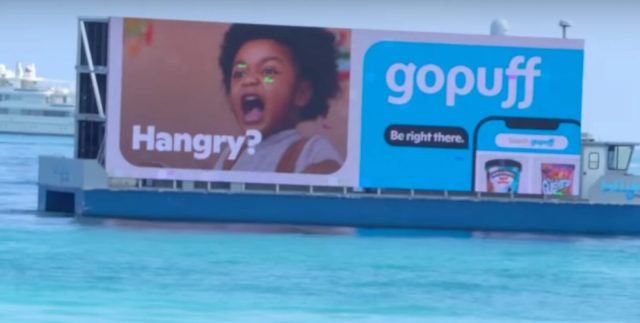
[{"left": 358, "top": 33, "right": 584, "bottom": 194}]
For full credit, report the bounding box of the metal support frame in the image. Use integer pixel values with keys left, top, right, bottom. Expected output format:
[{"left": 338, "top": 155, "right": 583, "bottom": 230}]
[
  {"left": 79, "top": 20, "right": 105, "bottom": 119},
  {"left": 77, "top": 19, "right": 108, "bottom": 163}
]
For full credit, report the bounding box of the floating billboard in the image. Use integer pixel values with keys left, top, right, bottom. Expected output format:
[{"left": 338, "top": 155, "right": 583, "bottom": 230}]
[{"left": 106, "top": 17, "right": 584, "bottom": 194}]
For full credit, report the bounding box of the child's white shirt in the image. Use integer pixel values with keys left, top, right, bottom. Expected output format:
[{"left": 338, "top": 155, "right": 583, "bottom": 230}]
[{"left": 213, "top": 129, "right": 343, "bottom": 172}]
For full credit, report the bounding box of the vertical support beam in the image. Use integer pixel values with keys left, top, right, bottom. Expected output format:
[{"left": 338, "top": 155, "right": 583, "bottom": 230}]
[{"left": 79, "top": 21, "right": 105, "bottom": 118}]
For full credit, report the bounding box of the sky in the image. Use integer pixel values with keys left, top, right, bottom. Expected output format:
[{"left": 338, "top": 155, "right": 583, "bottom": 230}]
[{"left": 1, "top": 0, "right": 638, "bottom": 142}]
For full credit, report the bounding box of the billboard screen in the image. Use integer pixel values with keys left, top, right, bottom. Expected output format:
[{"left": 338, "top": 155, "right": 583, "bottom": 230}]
[
  {"left": 356, "top": 31, "right": 584, "bottom": 194},
  {"left": 107, "top": 17, "right": 584, "bottom": 193},
  {"left": 107, "top": 18, "right": 354, "bottom": 186}
]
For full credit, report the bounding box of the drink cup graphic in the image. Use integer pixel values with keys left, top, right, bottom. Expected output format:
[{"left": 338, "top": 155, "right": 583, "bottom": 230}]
[{"left": 485, "top": 159, "right": 522, "bottom": 193}]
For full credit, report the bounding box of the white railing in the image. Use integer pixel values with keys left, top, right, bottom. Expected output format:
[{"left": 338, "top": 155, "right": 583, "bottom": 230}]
[{"left": 106, "top": 177, "right": 586, "bottom": 203}]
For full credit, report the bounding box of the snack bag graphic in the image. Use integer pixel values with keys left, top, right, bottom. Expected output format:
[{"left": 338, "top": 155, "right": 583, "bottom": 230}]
[{"left": 541, "top": 163, "right": 575, "bottom": 196}]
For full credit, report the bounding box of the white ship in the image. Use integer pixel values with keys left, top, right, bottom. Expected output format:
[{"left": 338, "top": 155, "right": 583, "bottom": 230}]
[{"left": 0, "top": 63, "right": 75, "bottom": 136}]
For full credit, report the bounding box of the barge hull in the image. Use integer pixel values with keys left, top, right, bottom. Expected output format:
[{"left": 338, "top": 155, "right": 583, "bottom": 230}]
[{"left": 39, "top": 184, "right": 640, "bottom": 236}]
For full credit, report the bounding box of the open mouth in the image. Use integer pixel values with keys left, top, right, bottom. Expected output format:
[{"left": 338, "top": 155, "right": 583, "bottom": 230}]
[{"left": 241, "top": 94, "right": 265, "bottom": 123}]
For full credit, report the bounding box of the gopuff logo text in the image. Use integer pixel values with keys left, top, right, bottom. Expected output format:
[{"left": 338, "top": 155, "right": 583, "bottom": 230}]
[{"left": 385, "top": 56, "right": 542, "bottom": 109}]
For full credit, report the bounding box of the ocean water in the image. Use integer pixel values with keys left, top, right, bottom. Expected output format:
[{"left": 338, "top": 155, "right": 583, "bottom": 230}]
[{"left": 2, "top": 134, "right": 640, "bottom": 322}]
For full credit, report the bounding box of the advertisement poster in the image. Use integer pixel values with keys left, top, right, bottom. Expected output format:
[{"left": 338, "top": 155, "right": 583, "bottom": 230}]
[
  {"left": 356, "top": 31, "right": 584, "bottom": 194},
  {"left": 107, "top": 18, "right": 355, "bottom": 186},
  {"left": 107, "top": 17, "right": 584, "bottom": 193}
]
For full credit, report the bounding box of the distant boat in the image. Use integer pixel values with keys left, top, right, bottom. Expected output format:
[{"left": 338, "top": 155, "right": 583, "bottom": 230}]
[{"left": 0, "top": 63, "right": 75, "bottom": 136}]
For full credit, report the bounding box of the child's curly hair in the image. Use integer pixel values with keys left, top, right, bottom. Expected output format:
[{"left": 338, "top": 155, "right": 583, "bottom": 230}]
[{"left": 219, "top": 24, "right": 340, "bottom": 121}]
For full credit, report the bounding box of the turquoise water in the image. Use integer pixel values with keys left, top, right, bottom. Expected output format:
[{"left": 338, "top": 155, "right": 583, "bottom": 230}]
[{"left": 2, "top": 134, "right": 640, "bottom": 322}]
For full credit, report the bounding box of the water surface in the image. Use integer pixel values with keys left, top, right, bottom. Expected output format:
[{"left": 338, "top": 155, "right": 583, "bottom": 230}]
[{"left": 1, "top": 134, "right": 639, "bottom": 322}]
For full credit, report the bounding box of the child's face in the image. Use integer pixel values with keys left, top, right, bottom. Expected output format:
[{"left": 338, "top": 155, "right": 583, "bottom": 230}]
[{"left": 228, "top": 39, "right": 311, "bottom": 137}]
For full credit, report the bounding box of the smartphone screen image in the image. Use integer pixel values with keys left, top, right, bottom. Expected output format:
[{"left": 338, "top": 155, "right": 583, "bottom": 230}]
[{"left": 472, "top": 117, "right": 581, "bottom": 196}]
